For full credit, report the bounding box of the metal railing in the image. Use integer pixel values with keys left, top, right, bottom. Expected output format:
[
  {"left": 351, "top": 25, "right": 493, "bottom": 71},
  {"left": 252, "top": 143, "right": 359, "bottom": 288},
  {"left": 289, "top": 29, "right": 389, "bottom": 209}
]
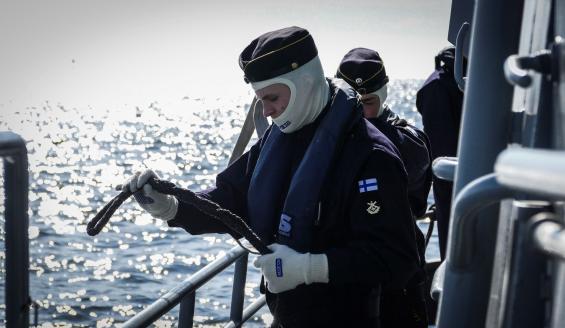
[
  {"left": 495, "top": 148, "right": 565, "bottom": 199},
  {"left": 444, "top": 148, "right": 565, "bottom": 271},
  {"left": 122, "top": 246, "right": 266, "bottom": 327},
  {"left": 530, "top": 212, "right": 565, "bottom": 261},
  {"left": 1, "top": 131, "right": 30, "bottom": 328},
  {"left": 447, "top": 173, "right": 515, "bottom": 270},
  {"left": 434, "top": 148, "right": 565, "bottom": 306},
  {"left": 432, "top": 157, "right": 458, "bottom": 181}
]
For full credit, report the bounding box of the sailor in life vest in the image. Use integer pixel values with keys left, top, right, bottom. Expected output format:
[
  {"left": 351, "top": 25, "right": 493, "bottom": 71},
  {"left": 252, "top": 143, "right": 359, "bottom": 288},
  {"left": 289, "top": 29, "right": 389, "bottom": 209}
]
[
  {"left": 337, "top": 47, "right": 433, "bottom": 328},
  {"left": 124, "top": 26, "right": 420, "bottom": 328}
]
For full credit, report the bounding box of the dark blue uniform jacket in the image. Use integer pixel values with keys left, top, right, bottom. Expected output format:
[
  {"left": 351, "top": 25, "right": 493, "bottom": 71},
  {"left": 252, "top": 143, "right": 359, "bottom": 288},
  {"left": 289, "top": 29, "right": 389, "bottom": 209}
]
[
  {"left": 416, "top": 68, "right": 463, "bottom": 160},
  {"left": 368, "top": 107, "right": 432, "bottom": 218},
  {"left": 168, "top": 86, "right": 420, "bottom": 327},
  {"left": 416, "top": 66, "right": 463, "bottom": 259}
]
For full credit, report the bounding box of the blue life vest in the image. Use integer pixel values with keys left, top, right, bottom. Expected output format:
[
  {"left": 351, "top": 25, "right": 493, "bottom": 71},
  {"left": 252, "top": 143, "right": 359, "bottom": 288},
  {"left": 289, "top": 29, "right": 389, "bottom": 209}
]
[{"left": 247, "top": 79, "right": 361, "bottom": 252}]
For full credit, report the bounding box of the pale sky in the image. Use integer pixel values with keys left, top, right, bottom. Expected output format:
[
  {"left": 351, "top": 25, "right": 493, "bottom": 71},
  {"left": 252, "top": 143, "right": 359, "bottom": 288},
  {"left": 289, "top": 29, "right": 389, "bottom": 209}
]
[{"left": 0, "top": 0, "right": 452, "bottom": 110}]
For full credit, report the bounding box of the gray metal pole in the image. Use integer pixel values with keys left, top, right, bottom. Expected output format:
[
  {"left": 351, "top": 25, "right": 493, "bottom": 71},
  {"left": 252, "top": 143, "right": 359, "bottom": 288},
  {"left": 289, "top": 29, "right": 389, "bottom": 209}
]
[
  {"left": 178, "top": 292, "right": 195, "bottom": 328},
  {"left": 448, "top": 174, "right": 514, "bottom": 270},
  {"left": 224, "top": 296, "right": 267, "bottom": 328},
  {"left": 554, "top": 0, "right": 565, "bottom": 149},
  {"left": 495, "top": 148, "right": 565, "bottom": 199},
  {"left": 531, "top": 216, "right": 565, "bottom": 260},
  {"left": 438, "top": 0, "right": 525, "bottom": 326},
  {"left": 494, "top": 202, "right": 550, "bottom": 328},
  {"left": 432, "top": 157, "right": 458, "bottom": 181},
  {"left": 229, "top": 254, "right": 248, "bottom": 326},
  {"left": 1, "top": 132, "right": 30, "bottom": 328},
  {"left": 452, "top": 0, "right": 524, "bottom": 196},
  {"left": 528, "top": 211, "right": 564, "bottom": 328}
]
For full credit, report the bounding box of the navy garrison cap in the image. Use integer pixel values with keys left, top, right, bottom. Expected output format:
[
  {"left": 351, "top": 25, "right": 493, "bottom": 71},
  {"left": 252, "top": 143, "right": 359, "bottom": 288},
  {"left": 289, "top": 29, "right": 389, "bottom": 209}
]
[
  {"left": 435, "top": 46, "right": 455, "bottom": 70},
  {"left": 336, "top": 47, "right": 389, "bottom": 94},
  {"left": 239, "top": 26, "right": 318, "bottom": 83}
]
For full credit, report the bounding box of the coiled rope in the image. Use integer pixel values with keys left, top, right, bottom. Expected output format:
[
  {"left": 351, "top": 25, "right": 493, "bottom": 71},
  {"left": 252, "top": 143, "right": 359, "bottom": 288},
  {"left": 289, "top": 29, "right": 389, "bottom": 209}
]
[{"left": 87, "top": 177, "right": 271, "bottom": 255}]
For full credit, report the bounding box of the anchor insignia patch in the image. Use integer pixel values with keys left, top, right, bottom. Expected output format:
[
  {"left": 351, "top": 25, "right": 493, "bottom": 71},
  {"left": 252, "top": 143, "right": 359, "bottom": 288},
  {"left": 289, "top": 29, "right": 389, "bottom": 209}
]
[{"left": 367, "top": 201, "right": 380, "bottom": 215}]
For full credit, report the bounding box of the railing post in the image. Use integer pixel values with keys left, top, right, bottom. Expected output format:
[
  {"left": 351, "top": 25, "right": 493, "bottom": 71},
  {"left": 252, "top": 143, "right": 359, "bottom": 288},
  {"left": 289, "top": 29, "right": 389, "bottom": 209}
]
[
  {"left": 122, "top": 246, "right": 247, "bottom": 328},
  {"left": 487, "top": 201, "right": 551, "bottom": 328},
  {"left": 229, "top": 253, "right": 248, "bottom": 327},
  {"left": 178, "top": 292, "right": 195, "bottom": 328},
  {"left": 528, "top": 212, "right": 565, "bottom": 328},
  {"left": 1, "top": 132, "right": 30, "bottom": 328}
]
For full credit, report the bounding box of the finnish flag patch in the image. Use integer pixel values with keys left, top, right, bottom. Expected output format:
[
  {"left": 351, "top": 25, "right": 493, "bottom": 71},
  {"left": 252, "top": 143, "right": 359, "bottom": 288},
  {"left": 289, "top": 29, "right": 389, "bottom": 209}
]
[{"left": 358, "top": 178, "right": 378, "bottom": 193}]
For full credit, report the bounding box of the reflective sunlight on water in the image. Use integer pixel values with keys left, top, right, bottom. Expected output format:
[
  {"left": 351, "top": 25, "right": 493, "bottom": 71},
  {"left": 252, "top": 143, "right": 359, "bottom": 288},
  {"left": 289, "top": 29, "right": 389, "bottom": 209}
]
[{"left": 0, "top": 80, "right": 438, "bottom": 327}]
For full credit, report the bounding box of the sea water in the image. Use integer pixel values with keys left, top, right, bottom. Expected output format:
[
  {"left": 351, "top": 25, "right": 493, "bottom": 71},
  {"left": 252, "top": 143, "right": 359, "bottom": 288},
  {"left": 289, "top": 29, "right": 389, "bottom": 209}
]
[{"left": 0, "top": 79, "right": 439, "bottom": 327}]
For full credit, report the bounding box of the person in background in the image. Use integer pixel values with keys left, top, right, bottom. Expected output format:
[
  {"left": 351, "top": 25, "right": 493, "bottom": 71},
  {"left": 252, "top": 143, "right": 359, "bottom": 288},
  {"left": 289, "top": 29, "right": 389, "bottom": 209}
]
[
  {"left": 337, "top": 48, "right": 432, "bottom": 220},
  {"left": 416, "top": 46, "right": 464, "bottom": 260},
  {"left": 337, "top": 47, "right": 432, "bottom": 328},
  {"left": 124, "top": 27, "right": 420, "bottom": 327}
]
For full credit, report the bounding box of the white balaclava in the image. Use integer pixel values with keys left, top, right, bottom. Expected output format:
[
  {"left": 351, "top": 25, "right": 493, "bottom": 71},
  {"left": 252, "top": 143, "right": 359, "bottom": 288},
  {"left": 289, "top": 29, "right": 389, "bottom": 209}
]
[
  {"left": 371, "top": 84, "right": 388, "bottom": 117},
  {"left": 251, "top": 56, "right": 330, "bottom": 133}
]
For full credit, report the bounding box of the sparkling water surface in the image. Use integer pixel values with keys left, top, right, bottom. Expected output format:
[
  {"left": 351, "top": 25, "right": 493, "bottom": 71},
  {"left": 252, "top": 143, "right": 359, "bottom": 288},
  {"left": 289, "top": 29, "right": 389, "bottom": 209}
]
[{"left": 0, "top": 79, "right": 439, "bottom": 327}]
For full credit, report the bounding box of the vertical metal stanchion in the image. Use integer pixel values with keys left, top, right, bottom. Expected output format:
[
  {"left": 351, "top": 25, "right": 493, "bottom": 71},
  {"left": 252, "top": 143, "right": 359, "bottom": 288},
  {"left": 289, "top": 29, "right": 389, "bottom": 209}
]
[
  {"left": 229, "top": 253, "right": 248, "bottom": 327},
  {"left": 1, "top": 132, "right": 30, "bottom": 328},
  {"left": 438, "top": 0, "right": 525, "bottom": 326},
  {"left": 178, "top": 292, "right": 196, "bottom": 328},
  {"left": 491, "top": 201, "right": 551, "bottom": 328},
  {"left": 549, "top": 205, "right": 565, "bottom": 328}
]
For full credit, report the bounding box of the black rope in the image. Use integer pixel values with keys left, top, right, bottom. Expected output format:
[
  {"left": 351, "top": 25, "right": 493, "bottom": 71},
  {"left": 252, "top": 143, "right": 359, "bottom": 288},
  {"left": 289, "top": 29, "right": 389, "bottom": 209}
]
[
  {"left": 87, "top": 177, "right": 271, "bottom": 255},
  {"left": 421, "top": 204, "right": 437, "bottom": 248}
]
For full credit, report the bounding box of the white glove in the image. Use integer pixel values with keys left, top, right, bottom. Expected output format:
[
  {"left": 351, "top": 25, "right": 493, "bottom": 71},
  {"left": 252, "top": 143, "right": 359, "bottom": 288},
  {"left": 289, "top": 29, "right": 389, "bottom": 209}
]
[
  {"left": 124, "top": 169, "right": 178, "bottom": 221},
  {"left": 253, "top": 243, "right": 329, "bottom": 293}
]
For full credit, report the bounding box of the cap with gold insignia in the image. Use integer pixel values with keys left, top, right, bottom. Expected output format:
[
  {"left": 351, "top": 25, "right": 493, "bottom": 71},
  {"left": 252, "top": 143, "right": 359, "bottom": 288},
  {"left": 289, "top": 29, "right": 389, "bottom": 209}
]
[
  {"left": 239, "top": 26, "right": 318, "bottom": 83},
  {"left": 336, "top": 47, "right": 389, "bottom": 95}
]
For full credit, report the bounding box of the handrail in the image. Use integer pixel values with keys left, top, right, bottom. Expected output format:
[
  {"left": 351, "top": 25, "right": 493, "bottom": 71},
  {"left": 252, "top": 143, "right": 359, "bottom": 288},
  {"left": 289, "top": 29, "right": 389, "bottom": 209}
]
[
  {"left": 122, "top": 246, "right": 247, "bottom": 327},
  {"left": 530, "top": 212, "right": 565, "bottom": 261},
  {"left": 455, "top": 22, "right": 470, "bottom": 92},
  {"left": 504, "top": 55, "right": 534, "bottom": 88},
  {"left": 432, "top": 157, "right": 458, "bottom": 181},
  {"left": 448, "top": 173, "right": 515, "bottom": 270},
  {"left": 224, "top": 296, "right": 267, "bottom": 328},
  {"left": 495, "top": 148, "right": 565, "bottom": 199},
  {"left": 0, "top": 131, "right": 31, "bottom": 328},
  {"left": 448, "top": 148, "right": 565, "bottom": 270}
]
